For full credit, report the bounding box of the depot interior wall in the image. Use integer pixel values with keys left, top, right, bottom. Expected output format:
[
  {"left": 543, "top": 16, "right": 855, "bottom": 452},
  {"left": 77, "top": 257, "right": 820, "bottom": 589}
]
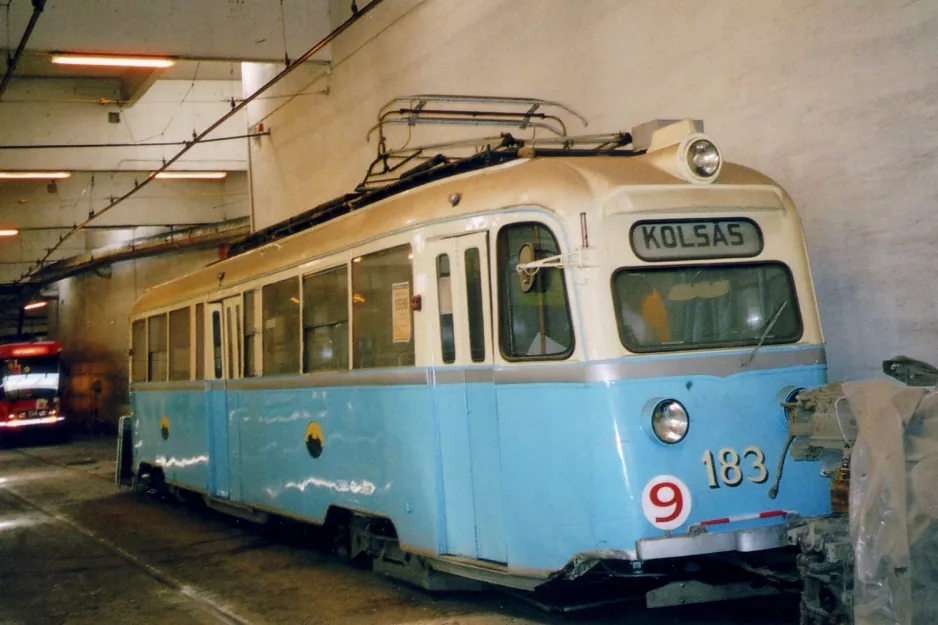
[
  {"left": 0, "top": 79, "right": 248, "bottom": 171},
  {"left": 50, "top": 248, "right": 220, "bottom": 430},
  {"left": 0, "top": 171, "right": 248, "bottom": 283},
  {"left": 244, "top": 0, "right": 938, "bottom": 382}
]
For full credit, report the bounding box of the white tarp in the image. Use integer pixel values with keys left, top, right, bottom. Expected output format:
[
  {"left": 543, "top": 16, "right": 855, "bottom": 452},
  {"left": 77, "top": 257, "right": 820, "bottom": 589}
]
[{"left": 843, "top": 380, "right": 938, "bottom": 625}]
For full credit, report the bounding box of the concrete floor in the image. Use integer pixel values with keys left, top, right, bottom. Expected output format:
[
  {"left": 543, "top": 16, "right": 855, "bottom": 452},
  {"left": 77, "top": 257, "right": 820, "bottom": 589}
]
[{"left": 0, "top": 433, "right": 798, "bottom": 624}]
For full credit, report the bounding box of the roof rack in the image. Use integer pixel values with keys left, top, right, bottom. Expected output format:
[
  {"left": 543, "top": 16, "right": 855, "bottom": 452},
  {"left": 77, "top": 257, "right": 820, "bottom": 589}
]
[
  {"left": 361, "top": 94, "right": 592, "bottom": 189},
  {"left": 229, "top": 95, "right": 641, "bottom": 256}
]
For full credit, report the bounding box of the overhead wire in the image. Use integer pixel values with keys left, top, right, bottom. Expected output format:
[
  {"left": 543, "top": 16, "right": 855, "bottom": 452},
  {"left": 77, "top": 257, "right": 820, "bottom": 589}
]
[
  {"left": 4, "top": 1, "right": 10, "bottom": 62},
  {"left": 0, "top": 131, "right": 268, "bottom": 150},
  {"left": 0, "top": 0, "right": 46, "bottom": 102},
  {"left": 13, "top": 0, "right": 386, "bottom": 287},
  {"left": 249, "top": 0, "right": 427, "bottom": 128},
  {"left": 0, "top": 92, "right": 326, "bottom": 105},
  {"left": 2, "top": 192, "right": 247, "bottom": 207},
  {"left": 136, "top": 61, "right": 202, "bottom": 144},
  {"left": 279, "top": 0, "right": 290, "bottom": 66}
]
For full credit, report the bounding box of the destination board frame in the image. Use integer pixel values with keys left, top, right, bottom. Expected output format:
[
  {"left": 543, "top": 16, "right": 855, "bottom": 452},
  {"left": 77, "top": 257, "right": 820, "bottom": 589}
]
[{"left": 629, "top": 217, "right": 764, "bottom": 262}]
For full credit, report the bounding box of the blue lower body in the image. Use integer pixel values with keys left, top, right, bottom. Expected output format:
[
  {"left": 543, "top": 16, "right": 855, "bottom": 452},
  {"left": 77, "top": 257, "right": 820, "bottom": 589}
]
[{"left": 132, "top": 356, "right": 830, "bottom": 576}]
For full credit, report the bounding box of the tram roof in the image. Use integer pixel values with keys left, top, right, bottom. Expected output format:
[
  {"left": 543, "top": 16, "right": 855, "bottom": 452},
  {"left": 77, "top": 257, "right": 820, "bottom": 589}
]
[{"left": 131, "top": 155, "right": 781, "bottom": 315}]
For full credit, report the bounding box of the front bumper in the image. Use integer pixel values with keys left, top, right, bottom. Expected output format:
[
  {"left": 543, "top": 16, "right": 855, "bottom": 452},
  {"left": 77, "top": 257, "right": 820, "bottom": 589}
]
[
  {"left": 636, "top": 517, "right": 795, "bottom": 561},
  {"left": 0, "top": 416, "right": 66, "bottom": 430}
]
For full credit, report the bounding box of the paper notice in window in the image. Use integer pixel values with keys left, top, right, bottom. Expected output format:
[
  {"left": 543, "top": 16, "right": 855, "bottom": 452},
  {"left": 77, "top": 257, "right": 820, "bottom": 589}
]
[{"left": 392, "top": 282, "right": 411, "bottom": 343}]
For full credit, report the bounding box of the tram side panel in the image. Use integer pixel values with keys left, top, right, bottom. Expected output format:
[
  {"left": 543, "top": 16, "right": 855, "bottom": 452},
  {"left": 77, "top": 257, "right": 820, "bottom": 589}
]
[
  {"left": 229, "top": 381, "right": 443, "bottom": 552},
  {"left": 132, "top": 385, "right": 211, "bottom": 491}
]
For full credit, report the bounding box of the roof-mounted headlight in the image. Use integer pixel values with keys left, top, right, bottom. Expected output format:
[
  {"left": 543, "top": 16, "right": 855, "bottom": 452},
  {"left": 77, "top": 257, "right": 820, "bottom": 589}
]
[
  {"left": 677, "top": 133, "right": 722, "bottom": 183},
  {"left": 687, "top": 139, "right": 720, "bottom": 177}
]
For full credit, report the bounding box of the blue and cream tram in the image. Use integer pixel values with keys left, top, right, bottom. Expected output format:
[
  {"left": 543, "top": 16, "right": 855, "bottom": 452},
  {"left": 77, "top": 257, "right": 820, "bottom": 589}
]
[{"left": 129, "top": 109, "right": 830, "bottom": 602}]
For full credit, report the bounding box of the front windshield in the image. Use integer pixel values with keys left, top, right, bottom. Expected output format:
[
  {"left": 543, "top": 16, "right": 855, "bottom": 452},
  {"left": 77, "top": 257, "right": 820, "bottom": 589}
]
[
  {"left": 0, "top": 355, "right": 61, "bottom": 399},
  {"left": 612, "top": 262, "right": 802, "bottom": 353}
]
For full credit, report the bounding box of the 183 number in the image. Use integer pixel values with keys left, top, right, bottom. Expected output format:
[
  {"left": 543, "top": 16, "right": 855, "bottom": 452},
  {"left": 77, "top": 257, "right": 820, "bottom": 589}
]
[{"left": 701, "top": 446, "right": 768, "bottom": 488}]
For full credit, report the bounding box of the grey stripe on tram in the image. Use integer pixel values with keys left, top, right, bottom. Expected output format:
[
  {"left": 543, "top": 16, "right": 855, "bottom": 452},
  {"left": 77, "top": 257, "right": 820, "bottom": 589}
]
[{"left": 132, "top": 347, "right": 825, "bottom": 392}]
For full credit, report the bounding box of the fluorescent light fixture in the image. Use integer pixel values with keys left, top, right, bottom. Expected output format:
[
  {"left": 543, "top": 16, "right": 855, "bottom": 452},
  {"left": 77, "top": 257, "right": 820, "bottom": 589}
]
[
  {"left": 154, "top": 171, "right": 228, "bottom": 180},
  {"left": 24, "top": 301, "right": 47, "bottom": 311},
  {"left": 51, "top": 54, "right": 175, "bottom": 69},
  {"left": 0, "top": 172, "right": 71, "bottom": 180},
  {"left": 0, "top": 230, "right": 18, "bottom": 237}
]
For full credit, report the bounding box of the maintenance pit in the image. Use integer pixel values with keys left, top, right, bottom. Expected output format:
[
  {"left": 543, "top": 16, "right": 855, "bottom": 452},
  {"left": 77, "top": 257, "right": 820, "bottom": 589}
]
[{"left": 0, "top": 434, "right": 797, "bottom": 625}]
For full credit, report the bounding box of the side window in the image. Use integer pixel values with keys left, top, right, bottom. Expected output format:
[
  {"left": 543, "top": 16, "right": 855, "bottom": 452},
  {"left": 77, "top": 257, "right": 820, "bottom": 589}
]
[
  {"left": 352, "top": 245, "right": 414, "bottom": 369},
  {"left": 303, "top": 266, "right": 349, "bottom": 372},
  {"left": 168, "top": 307, "right": 191, "bottom": 381},
  {"left": 131, "top": 319, "right": 147, "bottom": 382},
  {"left": 147, "top": 314, "right": 168, "bottom": 381},
  {"left": 226, "top": 308, "right": 235, "bottom": 378},
  {"left": 244, "top": 290, "right": 257, "bottom": 376},
  {"left": 497, "top": 223, "right": 574, "bottom": 359},
  {"left": 262, "top": 277, "right": 300, "bottom": 375},
  {"left": 195, "top": 303, "right": 205, "bottom": 380},
  {"left": 436, "top": 254, "right": 455, "bottom": 364},
  {"left": 464, "top": 248, "right": 486, "bottom": 363},
  {"left": 212, "top": 310, "right": 223, "bottom": 378}
]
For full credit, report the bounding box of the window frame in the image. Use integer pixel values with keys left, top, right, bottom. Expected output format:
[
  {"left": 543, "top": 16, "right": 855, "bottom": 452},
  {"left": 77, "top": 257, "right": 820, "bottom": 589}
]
[
  {"left": 351, "top": 243, "right": 415, "bottom": 370},
  {"left": 243, "top": 290, "right": 258, "bottom": 377},
  {"left": 131, "top": 318, "right": 148, "bottom": 383},
  {"left": 146, "top": 313, "right": 169, "bottom": 382},
  {"left": 610, "top": 261, "right": 805, "bottom": 354},
  {"left": 167, "top": 306, "right": 191, "bottom": 381},
  {"left": 464, "top": 246, "right": 487, "bottom": 364},
  {"left": 436, "top": 253, "right": 456, "bottom": 364},
  {"left": 261, "top": 275, "right": 301, "bottom": 376},
  {"left": 194, "top": 303, "right": 205, "bottom": 380},
  {"left": 211, "top": 308, "right": 224, "bottom": 379},
  {"left": 302, "top": 264, "right": 350, "bottom": 374},
  {"left": 495, "top": 221, "right": 576, "bottom": 362}
]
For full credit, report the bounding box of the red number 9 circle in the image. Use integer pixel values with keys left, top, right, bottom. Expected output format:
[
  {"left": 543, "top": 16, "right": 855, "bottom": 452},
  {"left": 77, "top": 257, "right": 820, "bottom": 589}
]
[{"left": 641, "top": 475, "right": 692, "bottom": 531}]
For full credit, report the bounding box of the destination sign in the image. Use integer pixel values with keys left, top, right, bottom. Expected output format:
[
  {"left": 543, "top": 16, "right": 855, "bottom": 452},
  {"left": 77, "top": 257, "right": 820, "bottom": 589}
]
[{"left": 630, "top": 219, "right": 763, "bottom": 261}]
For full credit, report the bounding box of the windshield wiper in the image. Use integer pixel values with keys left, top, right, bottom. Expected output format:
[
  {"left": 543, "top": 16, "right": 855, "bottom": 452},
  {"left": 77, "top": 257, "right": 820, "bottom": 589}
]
[{"left": 744, "top": 301, "right": 789, "bottom": 367}]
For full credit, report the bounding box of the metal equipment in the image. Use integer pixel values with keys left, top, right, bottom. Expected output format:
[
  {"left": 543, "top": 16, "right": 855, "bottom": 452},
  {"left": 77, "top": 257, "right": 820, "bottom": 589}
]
[{"left": 777, "top": 358, "right": 938, "bottom": 624}]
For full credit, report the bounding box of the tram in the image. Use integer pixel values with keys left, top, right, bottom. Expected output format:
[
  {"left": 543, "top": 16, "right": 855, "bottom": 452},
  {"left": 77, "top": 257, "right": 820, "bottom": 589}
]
[
  {"left": 128, "top": 97, "right": 830, "bottom": 605},
  {"left": 0, "top": 341, "right": 66, "bottom": 433}
]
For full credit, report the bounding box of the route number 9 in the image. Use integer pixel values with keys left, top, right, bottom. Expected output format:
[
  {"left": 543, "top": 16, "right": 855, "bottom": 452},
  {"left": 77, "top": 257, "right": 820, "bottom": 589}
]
[{"left": 641, "top": 475, "right": 692, "bottom": 530}]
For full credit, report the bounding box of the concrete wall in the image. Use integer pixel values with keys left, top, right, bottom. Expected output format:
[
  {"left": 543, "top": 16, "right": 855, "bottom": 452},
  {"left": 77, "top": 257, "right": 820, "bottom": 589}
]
[
  {"left": 0, "top": 79, "right": 248, "bottom": 172},
  {"left": 0, "top": 171, "right": 248, "bottom": 283},
  {"left": 243, "top": 0, "right": 938, "bottom": 382},
  {"left": 50, "top": 248, "right": 221, "bottom": 430}
]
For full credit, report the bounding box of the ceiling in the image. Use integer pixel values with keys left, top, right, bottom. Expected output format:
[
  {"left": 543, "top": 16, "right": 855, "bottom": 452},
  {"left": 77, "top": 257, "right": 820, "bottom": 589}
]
[
  {"left": 2, "top": 0, "right": 332, "bottom": 62},
  {"left": 0, "top": 0, "right": 341, "bottom": 313},
  {"left": 1, "top": 0, "right": 332, "bottom": 103}
]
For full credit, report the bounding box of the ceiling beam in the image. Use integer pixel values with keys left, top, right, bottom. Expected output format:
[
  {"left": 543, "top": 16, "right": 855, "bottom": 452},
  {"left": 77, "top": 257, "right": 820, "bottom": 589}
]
[
  {"left": 6, "top": 0, "right": 332, "bottom": 63},
  {"left": 118, "top": 68, "right": 163, "bottom": 107}
]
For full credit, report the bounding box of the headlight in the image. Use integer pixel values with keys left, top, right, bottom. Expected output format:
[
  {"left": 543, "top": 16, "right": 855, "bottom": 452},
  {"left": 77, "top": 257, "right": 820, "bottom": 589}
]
[
  {"left": 686, "top": 139, "right": 721, "bottom": 178},
  {"left": 780, "top": 387, "right": 806, "bottom": 430},
  {"left": 652, "top": 400, "right": 689, "bottom": 444}
]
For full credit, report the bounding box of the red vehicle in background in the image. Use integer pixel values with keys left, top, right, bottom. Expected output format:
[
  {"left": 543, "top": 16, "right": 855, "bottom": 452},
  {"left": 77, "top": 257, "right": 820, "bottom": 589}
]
[{"left": 0, "top": 341, "right": 65, "bottom": 433}]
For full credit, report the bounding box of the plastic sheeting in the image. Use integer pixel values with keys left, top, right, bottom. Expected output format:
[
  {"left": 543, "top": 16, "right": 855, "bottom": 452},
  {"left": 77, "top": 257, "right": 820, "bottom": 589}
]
[{"left": 844, "top": 379, "right": 938, "bottom": 625}]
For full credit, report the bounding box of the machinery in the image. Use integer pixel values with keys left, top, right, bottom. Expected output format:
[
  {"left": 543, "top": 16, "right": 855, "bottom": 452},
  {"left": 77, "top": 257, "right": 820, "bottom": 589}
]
[{"left": 779, "top": 356, "right": 938, "bottom": 624}]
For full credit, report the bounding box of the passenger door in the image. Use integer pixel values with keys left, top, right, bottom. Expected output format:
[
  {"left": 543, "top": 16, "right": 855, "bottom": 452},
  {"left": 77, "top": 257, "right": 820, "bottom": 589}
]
[
  {"left": 205, "top": 297, "right": 244, "bottom": 500},
  {"left": 222, "top": 297, "right": 243, "bottom": 380},
  {"left": 427, "top": 233, "right": 506, "bottom": 563}
]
